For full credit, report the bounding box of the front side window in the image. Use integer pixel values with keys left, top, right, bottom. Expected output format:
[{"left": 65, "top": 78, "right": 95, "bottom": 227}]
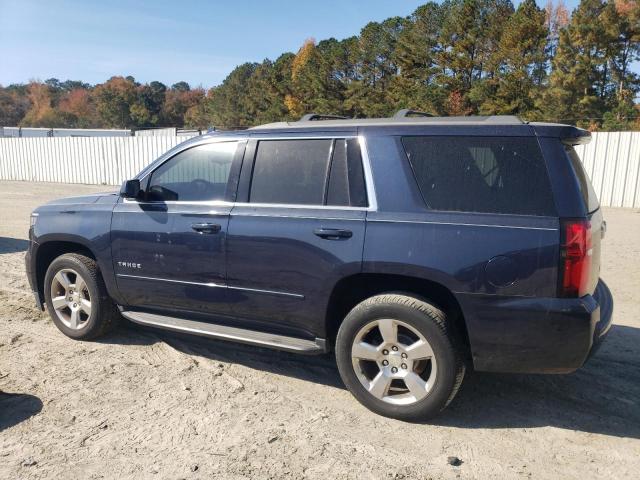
[
  {"left": 147, "top": 142, "right": 238, "bottom": 202},
  {"left": 402, "top": 136, "right": 556, "bottom": 216}
]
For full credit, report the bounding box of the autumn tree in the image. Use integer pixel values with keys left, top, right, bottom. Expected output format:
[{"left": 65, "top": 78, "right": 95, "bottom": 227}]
[
  {"left": 92, "top": 76, "right": 138, "bottom": 128},
  {"left": 0, "top": 85, "right": 30, "bottom": 126},
  {"left": 58, "top": 88, "right": 99, "bottom": 127}
]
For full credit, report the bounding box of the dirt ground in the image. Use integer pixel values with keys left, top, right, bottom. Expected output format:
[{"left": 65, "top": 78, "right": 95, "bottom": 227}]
[{"left": 0, "top": 180, "right": 639, "bottom": 480}]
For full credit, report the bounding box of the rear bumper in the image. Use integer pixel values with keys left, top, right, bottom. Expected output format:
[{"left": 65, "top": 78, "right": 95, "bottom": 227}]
[{"left": 461, "top": 279, "right": 614, "bottom": 373}]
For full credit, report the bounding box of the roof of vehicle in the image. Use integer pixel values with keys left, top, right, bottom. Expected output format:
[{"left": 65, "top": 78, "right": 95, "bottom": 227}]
[
  {"left": 202, "top": 112, "right": 589, "bottom": 143},
  {"left": 250, "top": 115, "right": 526, "bottom": 130}
]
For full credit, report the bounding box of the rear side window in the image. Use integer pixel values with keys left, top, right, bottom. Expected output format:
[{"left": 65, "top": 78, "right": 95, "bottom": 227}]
[
  {"left": 249, "top": 138, "right": 367, "bottom": 207},
  {"left": 402, "top": 136, "right": 556, "bottom": 216},
  {"left": 566, "top": 146, "right": 600, "bottom": 213},
  {"left": 250, "top": 139, "right": 332, "bottom": 205}
]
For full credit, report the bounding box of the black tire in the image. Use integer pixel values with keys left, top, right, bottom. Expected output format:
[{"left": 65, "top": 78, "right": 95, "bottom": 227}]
[
  {"left": 335, "top": 293, "right": 465, "bottom": 421},
  {"left": 44, "top": 253, "right": 120, "bottom": 340}
]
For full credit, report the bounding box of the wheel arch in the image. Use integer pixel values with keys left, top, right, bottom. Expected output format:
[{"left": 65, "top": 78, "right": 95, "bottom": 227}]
[
  {"left": 35, "top": 239, "right": 99, "bottom": 305},
  {"left": 324, "top": 273, "right": 471, "bottom": 363}
]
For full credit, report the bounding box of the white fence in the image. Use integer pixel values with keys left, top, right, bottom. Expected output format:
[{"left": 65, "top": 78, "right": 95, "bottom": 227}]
[
  {"left": 574, "top": 132, "right": 640, "bottom": 209},
  {"left": 0, "top": 132, "right": 639, "bottom": 208},
  {"left": 0, "top": 135, "right": 195, "bottom": 186}
]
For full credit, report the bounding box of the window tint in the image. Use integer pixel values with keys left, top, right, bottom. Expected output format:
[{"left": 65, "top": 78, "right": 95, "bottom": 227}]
[
  {"left": 250, "top": 139, "right": 332, "bottom": 205},
  {"left": 147, "top": 142, "right": 238, "bottom": 202},
  {"left": 327, "top": 138, "right": 368, "bottom": 207},
  {"left": 566, "top": 146, "right": 600, "bottom": 213},
  {"left": 402, "top": 136, "right": 556, "bottom": 216}
]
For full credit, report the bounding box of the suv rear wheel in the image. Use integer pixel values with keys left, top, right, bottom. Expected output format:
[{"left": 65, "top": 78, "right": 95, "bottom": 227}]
[
  {"left": 335, "top": 293, "right": 465, "bottom": 421},
  {"left": 44, "top": 253, "right": 120, "bottom": 340}
]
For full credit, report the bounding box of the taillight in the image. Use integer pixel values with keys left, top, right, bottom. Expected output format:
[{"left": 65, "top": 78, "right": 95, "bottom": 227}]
[{"left": 559, "top": 219, "right": 592, "bottom": 297}]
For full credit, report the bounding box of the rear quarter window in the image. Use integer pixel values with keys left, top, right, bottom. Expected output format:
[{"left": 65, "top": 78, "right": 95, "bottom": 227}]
[
  {"left": 565, "top": 145, "right": 600, "bottom": 213},
  {"left": 401, "top": 136, "right": 556, "bottom": 216}
]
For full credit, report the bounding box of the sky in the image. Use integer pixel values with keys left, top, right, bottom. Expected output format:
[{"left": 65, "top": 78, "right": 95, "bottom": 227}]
[{"left": 0, "top": 0, "right": 583, "bottom": 89}]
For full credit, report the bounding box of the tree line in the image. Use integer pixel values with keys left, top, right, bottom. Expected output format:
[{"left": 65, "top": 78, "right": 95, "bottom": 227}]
[{"left": 1, "top": 0, "right": 638, "bottom": 131}]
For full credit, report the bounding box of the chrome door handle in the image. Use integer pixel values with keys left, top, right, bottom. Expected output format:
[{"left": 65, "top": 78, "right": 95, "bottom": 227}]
[
  {"left": 191, "top": 223, "right": 221, "bottom": 234},
  {"left": 313, "top": 228, "right": 352, "bottom": 240}
]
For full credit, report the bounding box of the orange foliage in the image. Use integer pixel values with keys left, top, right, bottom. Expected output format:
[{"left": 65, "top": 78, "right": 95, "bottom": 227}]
[
  {"left": 615, "top": 0, "right": 638, "bottom": 15},
  {"left": 291, "top": 38, "right": 316, "bottom": 81},
  {"left": 545, "top": 0, "right": 570, "bottom": 33},
  {"left": 26, "top": 83, "right": 53, "bottom": 119},
  {"left": 446, "top": 91, "right": 472, "bottom": 116},
  {"left": 284, "top": 94, "right": 304, "bottom": 117},
  {"left": 59, "top": 89, "right": 92, "bottom": 118}
]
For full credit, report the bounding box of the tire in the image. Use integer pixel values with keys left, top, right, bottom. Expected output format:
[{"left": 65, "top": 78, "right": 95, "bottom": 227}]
[
  {"left": 44, "top": 253, "right": 120, "bottom": 340},
  {"left": 335, "top": 293, "right": 465, "bottom": 421}
]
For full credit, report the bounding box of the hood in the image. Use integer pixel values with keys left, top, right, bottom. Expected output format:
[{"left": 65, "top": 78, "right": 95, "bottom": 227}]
[{"left": 41, "top": 191, "right": 119, "bottom": 208}]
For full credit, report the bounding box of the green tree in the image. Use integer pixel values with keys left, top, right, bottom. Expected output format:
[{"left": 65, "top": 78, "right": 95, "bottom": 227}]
[
  {"left": 345, "top": 18, "right": 404, "bottom": 117},
  {"left": 389, "top": 3, "right": 446, "bottom": 113},
  {"left": 480, "top": 0, "right": 548, "bottom": 116},
  {"left": 92, "top": 76, "right": 138, "bottom": 127},
  {"left": 543, "top": 0, "right": 616, "bottom": 126}
]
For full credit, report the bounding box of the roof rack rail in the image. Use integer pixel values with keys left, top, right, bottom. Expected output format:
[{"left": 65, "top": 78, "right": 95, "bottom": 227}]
[
  {"left": 393, "top": 109, "right": 435, "bottom": 118},
  {"left": 299, "top": 113, "right": 349, "bottom": 122}
]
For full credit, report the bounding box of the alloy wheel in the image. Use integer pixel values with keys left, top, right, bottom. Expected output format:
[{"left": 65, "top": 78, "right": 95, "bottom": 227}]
[
  {"left": 351, "top": 318, "right": 437, "bottom": 405},
  {"left": 50, "top": 268, "right": 92, "bottom": 330}
]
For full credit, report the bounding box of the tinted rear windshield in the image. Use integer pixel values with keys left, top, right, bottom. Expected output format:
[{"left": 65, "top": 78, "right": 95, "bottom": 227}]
[
  {"left": 402, "top": 136, "right": 556, "bottom": 216},
  {"left": 565, "top": 145, "right": 600, "bottom": 213}
]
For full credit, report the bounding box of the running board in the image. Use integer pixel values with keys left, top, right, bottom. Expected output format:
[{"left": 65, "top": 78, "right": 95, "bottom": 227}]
[{"left": 120, "top": 310, "right": 327, "bottom": 354}]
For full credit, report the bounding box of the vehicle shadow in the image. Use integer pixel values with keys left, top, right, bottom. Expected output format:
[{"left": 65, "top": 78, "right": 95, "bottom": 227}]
[
  {"left": 0, "top": 237, "right": 30, "bottom": 254},
  {"left": 435, "top": 324, "right": 640, "bottom": 439},
  {"left": 0, "top": 392, "right": 43, "bottom": 432},
  {"left": 100, "top": 321, "right": 640, "bottom": 439},
  {"left": 97, "top": 322, "right": 344, "bottom": 389}
]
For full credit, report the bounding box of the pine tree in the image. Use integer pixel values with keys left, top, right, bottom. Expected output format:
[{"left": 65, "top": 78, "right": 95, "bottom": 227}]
[
  {"left": 390, "top": 3, "right": 445, "bottom": 113},
  {"left": 480, "top": 0, "right": 548, "bottom": 116},
  {"left": 543, "top": 0, "right": 615, "bottom": 126}
]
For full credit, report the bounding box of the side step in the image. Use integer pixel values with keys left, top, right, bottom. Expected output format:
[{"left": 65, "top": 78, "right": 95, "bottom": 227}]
[{"left": 120, "top": 310, "right": 327, "bottom": 354}]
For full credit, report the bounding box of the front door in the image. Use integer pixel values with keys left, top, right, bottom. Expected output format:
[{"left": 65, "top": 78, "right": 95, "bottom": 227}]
[{"left": 111, "top": 139, "right": 245, "bottom": 316}]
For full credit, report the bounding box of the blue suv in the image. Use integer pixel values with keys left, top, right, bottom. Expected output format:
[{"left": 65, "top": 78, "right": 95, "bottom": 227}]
[{"left": 25, "top": 112, "right": 613, "bottom": 420}]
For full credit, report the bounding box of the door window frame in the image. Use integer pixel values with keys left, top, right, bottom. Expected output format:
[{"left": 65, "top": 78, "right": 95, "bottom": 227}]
[{"left": 123, "top": 138, "right": 248, "bottom": 206}]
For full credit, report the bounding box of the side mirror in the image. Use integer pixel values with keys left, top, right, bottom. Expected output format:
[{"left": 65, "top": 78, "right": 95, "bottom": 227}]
[{"left": 120, "top": 179, "right": 141, "bottom": 199}]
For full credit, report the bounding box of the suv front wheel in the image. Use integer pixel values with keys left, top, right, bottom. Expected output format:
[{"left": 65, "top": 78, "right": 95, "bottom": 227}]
[
  {"left": 335, "top": 293, "right": 465, "bottom": 421},
  {"left": 44, "top": 253, "right": 120, "bottom": 340}
]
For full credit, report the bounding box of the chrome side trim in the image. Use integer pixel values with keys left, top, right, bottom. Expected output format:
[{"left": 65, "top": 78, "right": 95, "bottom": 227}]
[
  {"left": 122, "top": 198, "right": 368, "bottom": 211},
  {"left": 229, "top": 212, "right": 365, "bottom": 222},
  {"left": 367, "top": 218, "right": 558, "bottom": 231},
  {"left": 116, "top": 274, "right": 225, "bottom": 288},
  {"left": 115, "top": 274, "right": 304, "bottom": 299},
  {"left": 358, "top": 135, "right": 378, "bottom": 212},
  {"left": 125, "top": 134, "right": 379, "bottom": 212},
  {"left": 227, "top": 285, "right": 304, "bottom": 299},
  {"left": 232, "top": 202, "right": 368, "bottom": 211},
  {"left": 122, "top": 198, "right": 233, "bottom": 207}
]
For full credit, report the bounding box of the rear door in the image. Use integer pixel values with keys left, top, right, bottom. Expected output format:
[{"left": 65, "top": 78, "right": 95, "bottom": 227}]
[
  {"left": 225, "top": 134, "right": 369, "bottom": 338},
  {"left": 111, "top": 139, "right": 245, "bottom": 316}
]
